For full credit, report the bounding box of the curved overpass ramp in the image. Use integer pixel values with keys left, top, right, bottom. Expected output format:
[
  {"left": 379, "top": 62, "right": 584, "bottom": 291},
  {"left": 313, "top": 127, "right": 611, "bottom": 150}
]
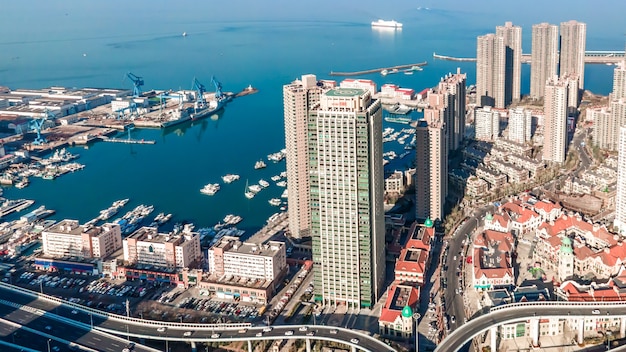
[
  {"left": 0, "top": 283, "right": 393, "bottom": 352},
  {"left": 435, "top": 301, "right": 626, "bottom": 352}
]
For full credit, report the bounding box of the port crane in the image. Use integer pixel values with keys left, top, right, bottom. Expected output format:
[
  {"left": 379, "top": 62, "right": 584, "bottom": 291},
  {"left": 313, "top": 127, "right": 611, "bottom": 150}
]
[
  {"left": 211, "top": 76, "right": 224, "bottom": 100},
  {"left": 192, "top": 77, "right": 207, "bottom": 110},
  {"left": 158, "top": 90, "right": 184, "bottom": 111},
  {"left": 115, "top": 101, "right": 138, "bottom": 120},
  {"left": 126, "top": 72, "right": 144, "bottom": 97},
  {"left": 29, "top": 109, "right": 55, "bottom": 145}
]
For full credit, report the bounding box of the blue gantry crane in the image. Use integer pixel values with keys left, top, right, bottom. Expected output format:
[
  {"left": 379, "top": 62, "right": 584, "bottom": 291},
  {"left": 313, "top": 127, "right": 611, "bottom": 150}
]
[
  {"left": 211, "top": 76, "right": 224, "bottom": 100},
  {"left": 126, "top": 72, "right": 144, "bottom": 98},
  {"left": 192, "top": 77, "right": 207, "bottom": 110},
  {"left": 115, "top": 101, "right": 138, "bottom": 119},
  {"left": 158, "top": 90, "right": 184, "bottom": 110},
  {"left": 29, "top": 109, "right": 55, "bottom": 145}
]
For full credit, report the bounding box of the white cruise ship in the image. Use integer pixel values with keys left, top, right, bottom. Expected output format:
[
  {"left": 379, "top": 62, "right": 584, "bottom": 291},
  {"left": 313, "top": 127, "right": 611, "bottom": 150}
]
[{"left": 371, "top": 19, "right": 403, "bottom": 28}]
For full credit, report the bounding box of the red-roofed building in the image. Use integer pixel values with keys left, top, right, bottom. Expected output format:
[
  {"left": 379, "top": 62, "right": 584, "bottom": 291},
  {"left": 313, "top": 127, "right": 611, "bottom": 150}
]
[
  {"left": 534, "top": 213, "right": 625, "bottom": 281},
  {"left": 472, "top": 230, "right": 515, "bottom": 290},
  {"left": 416, "top": 88, "right": 430, "bottom": 101},
  {"left": 395, "top": 88, "right": 415, "bottom": 100},
  {"left": 393, "top": 222, "right": 433, "bottom": 286},
  {"left": 501, "top": 202, "right": 542, "bottom": 234},
  {"left": 484, "top": 212, "right": 511, "bottom": 233},
  {"left": 532, "top": 200, "right": 562, "bottom": 222},
  {"left": 378, "top": 284, "right": 420, "bottom": 338},
  {"left": 381, "top": 84, "right": 399, "bottom": 97},
  {"left": 340, "top": 79, "right": 377, "bottom": 96}
]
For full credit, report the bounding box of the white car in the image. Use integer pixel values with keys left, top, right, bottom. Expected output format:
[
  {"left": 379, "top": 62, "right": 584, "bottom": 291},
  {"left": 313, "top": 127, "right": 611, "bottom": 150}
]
[
  {"left": 330, "top": 329, "right": 338, "bottom": 334},
  {"left": 71, "top": 309, "right": 78, "bottom": 314},
  {"left": 306, "top": 331, "right": 315, "bottom": 336},
  {"left": 263, "top": 327, "right": 273, "bottom": 332},
  {"left": 592, "top": 309, "right": 601, "bottom": 314},
  {"left": 451, "top": 315, "right": 456, "bottom": 323},
  {"left": 298, "top": 326, "right": 308, "bottom": 332},
  {"left": 157, "top": 327, "right": 167, "bottom": 333},
  {"left": 285, "top": 330, "right": 294, "bottom": 336},
  {"left": 183, "top": 331, "right": 193, "bottom": 337},
  {"left": 350, "top": 338, "right": 359, "bottom": 344},
  {"left": 255, "top": 332, "right": 263, "bottom": 337},
  {"left": 211, "top": 333, "right": 221, "bottom": 338}
]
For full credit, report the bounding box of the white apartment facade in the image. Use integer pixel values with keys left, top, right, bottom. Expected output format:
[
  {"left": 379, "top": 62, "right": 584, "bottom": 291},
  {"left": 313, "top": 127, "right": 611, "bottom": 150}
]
[{"left": 42, "top": 220, "right": 122, "bottom": 259}]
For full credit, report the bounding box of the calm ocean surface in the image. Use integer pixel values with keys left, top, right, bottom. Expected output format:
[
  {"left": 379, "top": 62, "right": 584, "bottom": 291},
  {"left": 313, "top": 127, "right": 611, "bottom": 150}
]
[{"left": 0, "top": 1, "right": 624, "bottom": 231}]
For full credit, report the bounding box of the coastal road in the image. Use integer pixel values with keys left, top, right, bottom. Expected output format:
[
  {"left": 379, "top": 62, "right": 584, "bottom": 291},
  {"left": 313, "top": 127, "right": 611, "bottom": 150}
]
[
  {"left": 0, "top": 299, "right": 144, "bottom": 352},
  {"left": 435, "top": 302, "right": 626, "bottom": 352},
  {"left": 0, "top": 285, "right": 393, "bottom": 352}
]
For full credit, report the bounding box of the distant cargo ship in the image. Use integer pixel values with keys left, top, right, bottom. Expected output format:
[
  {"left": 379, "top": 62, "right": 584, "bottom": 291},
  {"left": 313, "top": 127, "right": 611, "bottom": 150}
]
[{"left": 371, "top": 19, "right": 403, "bottom": 28}]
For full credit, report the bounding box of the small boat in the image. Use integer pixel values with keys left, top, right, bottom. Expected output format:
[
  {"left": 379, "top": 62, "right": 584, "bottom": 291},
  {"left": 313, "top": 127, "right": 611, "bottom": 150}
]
[
  {"left": 276, "top": 181, "right": 287, "bottom": 187},
  {"left": 245, "top": 191, "right": 256, "bottom": 199},
  {"left": 182, "top": 32, "right": 187, "bottom": 37},
  {"left": 259, "top": 179, "right": 270, "bottom": 188},
  {"left": 269, "top": 198, "right": 281, "bottom": 207},
  {"left": 270, "top": 175, "right": 281, "bottom": 182},
  {"left": 254, "top": 160, "right": 267, "bottom": 169},
  {"left": 404, "top": 70, "right": 414, "bottom": 75},
  {"left": 201, "top": 183, "right": 220, "bottom": 196},
  {"left": 249, "top": 184, "right": 263, "bottom": 193},
  {"left": 381, "top": 69, "right": 389, "bottom": 76},
  {"left": 222, "top": 174, "right": 240, "bottom": 183}
]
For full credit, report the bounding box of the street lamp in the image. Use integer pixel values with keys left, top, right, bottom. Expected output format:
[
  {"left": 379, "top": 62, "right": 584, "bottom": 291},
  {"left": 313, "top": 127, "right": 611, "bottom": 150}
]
[
  {"left": 47, "top": 338, "right": 52, "bottom": 352},
  {"left": 413, "top": 313, "right": 421, "bottom": 352}
]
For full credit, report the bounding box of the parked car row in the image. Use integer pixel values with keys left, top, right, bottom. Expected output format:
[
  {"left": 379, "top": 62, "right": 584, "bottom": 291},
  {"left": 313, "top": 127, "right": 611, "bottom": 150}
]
[
  {"left": 20, "top": 272, "right": 87, "bottom": 289},
  {"left": 176, "top": 297, "right": 260, "bottom": 320}
]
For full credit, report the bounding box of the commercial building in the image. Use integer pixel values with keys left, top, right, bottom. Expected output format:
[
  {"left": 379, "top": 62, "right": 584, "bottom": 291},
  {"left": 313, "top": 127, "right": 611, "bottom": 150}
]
[
  {"left": 476, "top": 33, "right": 505, "bottom": 108},
  {"left": 415, "top": 112, "right": 447, "bottom": 221},
  {"left": 309, "top": 88, "right": 385, "bottom": 308},
  {"left": 41, "top": 220, "right": 122, "bottom": 259},
  {"left": 542, "top": 76, "right": 570, "bottom": 163},
  {"left": 207, "top": 237, "right": 286, "bottom": 282},
  {"left": 123, "top": 227, "right": 202, "bottom": 269},
  {"left": 471, "top": 230, "right": 515, "bottom": 290},
  {"left": 508, "top": 107, "right": 532, "bottom": 144},
  {"left": 283, "top": 74, "right": 334, "bottom": 239},
  {"left": 530, "top": 23, "right": 559, "bottom": 100},
  {"left": 474, "top": 106, "right": 500, "bottom": 141},
  {"left": 496, "top": 22, "right": 522, "bottom": 105},
  {"left": 559, "top": 20, "right": 587, "bottom": 90},
  {"left": 378, "top": 284, "right": 419, "bottom": 339}
]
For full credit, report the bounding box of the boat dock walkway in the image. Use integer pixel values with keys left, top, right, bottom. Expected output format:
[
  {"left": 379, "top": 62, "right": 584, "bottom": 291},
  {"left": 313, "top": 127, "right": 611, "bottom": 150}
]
[
  {"left": 330, "top": 61, "right": 427, "bottom": 76},
  {"left": 97, "top": 136, "right": 156, "bottom": 145}
]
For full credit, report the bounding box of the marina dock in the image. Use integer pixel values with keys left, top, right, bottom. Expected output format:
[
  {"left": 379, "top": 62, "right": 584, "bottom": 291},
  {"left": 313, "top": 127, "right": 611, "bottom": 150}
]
[{"left": 330, "top": 62, "right": 427, "bottom": 76}]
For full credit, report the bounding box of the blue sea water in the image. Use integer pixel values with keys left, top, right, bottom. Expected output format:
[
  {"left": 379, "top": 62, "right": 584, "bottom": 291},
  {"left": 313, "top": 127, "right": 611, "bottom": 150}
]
[{"left": 0, "top": 0, "right": 624, "bottom": 231}]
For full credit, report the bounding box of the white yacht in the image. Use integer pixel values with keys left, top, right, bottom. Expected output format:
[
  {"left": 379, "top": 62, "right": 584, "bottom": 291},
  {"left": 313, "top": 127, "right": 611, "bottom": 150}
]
[
  {"left": 276, "top": 181, "right": 287, "bottom": 187},
  {"left": 223, "top": 214, "right": 243, "bottom": 225},
  {"left": 258, "top": 179, "right": 270, "bottom": 188},
  {"left": 249, "top": 184, "right": 263, "bottom": 193},
  {"left": 269, "top": 198, "right": 281, "bottom": 207},
  {"left": 371, "top": 19, "right": 403, "bottom": 28},
  {"left": 222, "top": 174, "right": 240, "bottom": 183},
  {"left": 245, "top": 191, "right": 256, "bottom": 199},
  {"left": 254, "top": 160, "right": 267, "bottom": 169},
  {"left": 201, "top": 183, "right": 220, "bottom": 196}
]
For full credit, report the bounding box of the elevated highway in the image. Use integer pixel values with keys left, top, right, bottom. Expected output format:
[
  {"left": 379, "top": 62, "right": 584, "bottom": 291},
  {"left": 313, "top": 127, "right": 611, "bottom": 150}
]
[
  {"left": 435, "top": 301, "right": 626, "bottom": 352},
  {"left": 0, "top": 283, "right": 394, "bottom": 352},
  {"left": 433, "top": 51, "right": 624, "bottom": 64}
]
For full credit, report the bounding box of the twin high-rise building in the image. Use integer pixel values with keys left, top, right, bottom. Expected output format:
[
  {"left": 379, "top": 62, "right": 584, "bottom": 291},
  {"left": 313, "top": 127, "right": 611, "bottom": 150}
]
[
  {"left": 559, "top": 20, "right": 587, "bottom": 90},
  {"left": 476, "top": 33, "right": 505, "bottom": 108},
  {"left": 530, "top": 23, "right": 559, "bottom": 99},
  {"left": 284, "top": 77, "right": 385, "bottom": 307},
  {"left": 476, "top": 22, "right": 521, "bottom": 108},
  {"left": 615, "top": 126, "right": 626, "bottom": 234},
  {"left": 496, "top": 22, "right": 522, "bottom": 106},
  {"left": 415, "top": 69, "right": 466, "bottom": 221},
  {"left": 591, "top": 62, "right": 626, "bottom": 151}
]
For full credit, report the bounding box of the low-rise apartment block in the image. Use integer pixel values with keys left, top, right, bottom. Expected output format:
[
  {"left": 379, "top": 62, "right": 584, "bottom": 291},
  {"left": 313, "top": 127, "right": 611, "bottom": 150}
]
[
  {"left": 42, "top": 219, "right": 122, "bottom": 259},
  {"left": 123, "top": 227, "right": 202, "bottom": 269}
]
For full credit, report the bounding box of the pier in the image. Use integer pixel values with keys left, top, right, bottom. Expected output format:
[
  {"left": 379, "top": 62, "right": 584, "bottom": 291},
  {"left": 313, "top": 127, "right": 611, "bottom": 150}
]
[
  {"left": 98, "top": 136, "right": 156, "bottom": 145},
  {"left": 433, "top": 51, "right": 625, "bottom": 64},
  {"left": 330, "top": 61, "right": 427, "bottom": 76}
]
